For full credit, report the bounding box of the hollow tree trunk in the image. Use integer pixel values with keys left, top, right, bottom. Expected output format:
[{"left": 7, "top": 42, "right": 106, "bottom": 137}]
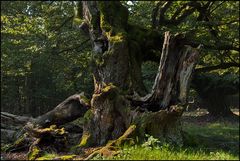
[
  {"left": 142, "top": 32, "right": 200, "bottom": 111},
  {"left": 129, "top": 32, "right": 200, "bottom": 145}
]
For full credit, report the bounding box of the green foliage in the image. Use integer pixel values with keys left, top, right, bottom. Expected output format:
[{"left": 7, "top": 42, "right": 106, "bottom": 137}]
[
  {"left": 183, "top": 121, "right": 239, "bottom": 156},
  {"left": 1, "top": 1, "right": 93, "bottom": 116},
  {"left": 92, "top": 143, "right": 237, "bottom": 160},
  {"left": 141, "top": 134, "right": 161, "bottom": 149},
  {"left": 193, "top": 72, "right": 239, "bottom": 95},
  {"left": 141, "top": 61, "right": 158, "bottom": 92}
]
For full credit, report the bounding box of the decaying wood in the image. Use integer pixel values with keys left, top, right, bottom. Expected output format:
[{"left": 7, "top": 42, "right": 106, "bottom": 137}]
[
  {"left": 1, "top": 112, "right": 34, "bottom": 144},
  {"left": 30, "top": 93, "right": 90, "bottom": 128},
  {"left": 129, "top": 32, "right": 200, "bottom": 111},
  {"left": 145, "top": 32, "right": 200, "bottom": 108},
  {"left": 131, "top": 105, "right": 184, "bottom": 145},
  {"left": 1, "top": 93, "right": 89, "bottom": 155},
  {"left": 1, "top": 112, "right": 34, "bottom": 127},
  {"left": 26, "top": 125, "right": 69, "bottom": 160}
]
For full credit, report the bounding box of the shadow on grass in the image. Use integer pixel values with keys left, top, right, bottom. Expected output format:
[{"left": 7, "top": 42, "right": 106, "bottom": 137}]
[{"left": 182, "top": 113, "right": 239, "bottom": 157}]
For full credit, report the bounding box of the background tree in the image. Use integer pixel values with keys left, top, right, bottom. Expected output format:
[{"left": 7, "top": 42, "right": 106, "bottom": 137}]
[{"left": 1, "top": 1, "right": 93, "bottom": 117}]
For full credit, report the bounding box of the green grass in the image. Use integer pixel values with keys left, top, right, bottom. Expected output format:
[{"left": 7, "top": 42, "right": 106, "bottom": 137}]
[
  {"left": 184, "top": 122, "right": 239, "bottom": 141},
  {"left": 92, "top": 144, "right": 238, "bottom": 160},
  {"left": 183, "top": 121, "right": 239, "bottom": 156},
  {"left": 93, "top": 118, "right": 239, "bottom": 160}
]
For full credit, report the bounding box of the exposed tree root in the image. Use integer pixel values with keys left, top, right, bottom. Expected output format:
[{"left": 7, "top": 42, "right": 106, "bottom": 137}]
[{"left": 82, "top": 125, "right": 136, "bottom": 160}]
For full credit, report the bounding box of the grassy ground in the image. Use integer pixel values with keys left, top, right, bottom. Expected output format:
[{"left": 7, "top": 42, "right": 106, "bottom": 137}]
[
  {"left": 93, "top": 108, "right": 239, "bottom": 160},
  {"left": 2, "top": 109, "right": 239, "bottom": 160}
]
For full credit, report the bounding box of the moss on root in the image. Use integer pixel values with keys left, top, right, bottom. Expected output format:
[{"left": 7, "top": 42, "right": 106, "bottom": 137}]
[
  {"left": 79, "top": 132, "right": 91, "bottom": 147},
  {"left": 36, "top": 153, "right": 77, "bottom": 160},
  {"left": 28, "top": 145, "right": 41, "bottom": 160}
]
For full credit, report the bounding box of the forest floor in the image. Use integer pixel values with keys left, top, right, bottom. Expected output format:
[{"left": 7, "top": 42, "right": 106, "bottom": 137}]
[{"left": 1, "top": 108, "right": 239, "bottom": 160}]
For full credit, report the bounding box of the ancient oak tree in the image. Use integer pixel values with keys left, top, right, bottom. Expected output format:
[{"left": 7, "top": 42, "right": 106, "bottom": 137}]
[{"left": 8, "top": 1, "right": 201, "bottom": 159}]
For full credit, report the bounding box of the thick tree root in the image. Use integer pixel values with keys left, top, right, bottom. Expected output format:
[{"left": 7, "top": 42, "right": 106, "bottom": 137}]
[{"left": 81, "top": 125, "right": 136, "bottom": 160}]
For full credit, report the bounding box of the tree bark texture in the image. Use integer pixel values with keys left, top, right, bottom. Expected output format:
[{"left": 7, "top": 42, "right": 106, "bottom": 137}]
[
  {"left": 79, "top": 31, "right": 200, "bottom": 147},
  {"left": 29, "top": 93, "right": 90, "bottom": 128},
  {"left": 79, "top": 1, "right": 146, "bottom": 95},
  {"left": 77, "top": 1, "right": 201, "bottom": 147},
  {"left": 143, "top": 32, "right": 200, "bottom": 110}
]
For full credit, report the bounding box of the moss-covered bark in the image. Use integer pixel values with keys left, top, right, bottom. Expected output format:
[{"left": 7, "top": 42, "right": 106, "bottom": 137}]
[
  {"left": 80, "top": 84, "right": 131, "bottom": 147},
  {"left": 77, "top": 1, "right": 200, "bottom": 148}
]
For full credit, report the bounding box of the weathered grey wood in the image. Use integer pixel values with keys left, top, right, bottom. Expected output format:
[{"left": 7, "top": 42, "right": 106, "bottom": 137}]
[
  {"left": 142, "top": 32, "right": 200, "bottom": 110},
  {"left": 1, "top": 112, "right": 34, "bottom": 125},
  {"left": 30, "top": 93, "right": 90, "bottom": 128}
]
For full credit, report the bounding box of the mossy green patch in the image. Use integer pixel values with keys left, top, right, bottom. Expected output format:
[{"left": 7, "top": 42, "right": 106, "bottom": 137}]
[
  {"left": 98, "top": 2, "right": 128, "bottom": 32},
  {"left": 58, "top": 155, "right": 76, "bottom": 160},
  {"left": 101, "top": 83, "right": 116, "bottom": 93},
  {"left": 79, "top": 132, "right": 91, "bottom": 147},
  {"left": 80, "top": 94, "right": 90, "bottom": 106},
  {"left": 36, "top": 153, "right": 76, "bottom": 160},
  {"left": 83, "top": 109, "right": 94, "bottom": 123},
  {"left": 28, "top": 146, "right": 41, "bottom": 160},
  {"left": 73, "top": 17, "right": 84, "bottom": 26},
  {"left": 36, "top": 153, "right": 57, "bottom": 160}
]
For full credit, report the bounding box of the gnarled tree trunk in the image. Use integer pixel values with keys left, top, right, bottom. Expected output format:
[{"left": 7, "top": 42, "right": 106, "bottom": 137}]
[
  {"left": 76, "top": 1, "right": 200, "bottom": 147},
  {"left": 5, "top": 2, "right": 201, "bottom": 159}
]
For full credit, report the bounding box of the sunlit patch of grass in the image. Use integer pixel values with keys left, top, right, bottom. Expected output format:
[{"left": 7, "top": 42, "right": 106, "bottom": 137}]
[
  {"left": 92, "top": 144, "right": 238, "bottom": 160},
  {"left": 92, "top": 117, "right": 239, "bottom": 160}
]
